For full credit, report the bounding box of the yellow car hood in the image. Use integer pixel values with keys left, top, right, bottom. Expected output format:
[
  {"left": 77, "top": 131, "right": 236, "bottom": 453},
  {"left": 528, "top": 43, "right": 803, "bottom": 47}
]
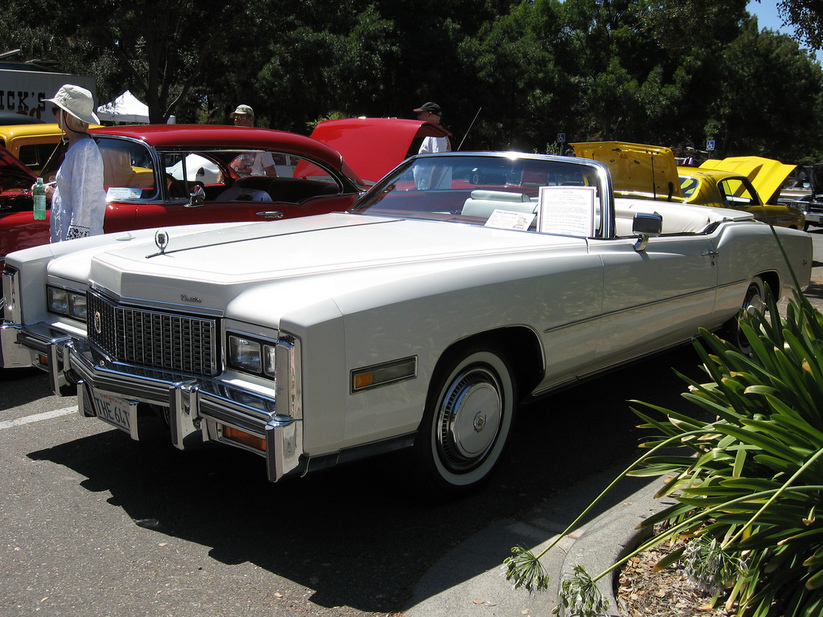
[
  {"left": 699, "top": 156, "right": 796, "bottom": 205},
  {"left": 571, "top": 142, "right": 682, "bottom": 201}
]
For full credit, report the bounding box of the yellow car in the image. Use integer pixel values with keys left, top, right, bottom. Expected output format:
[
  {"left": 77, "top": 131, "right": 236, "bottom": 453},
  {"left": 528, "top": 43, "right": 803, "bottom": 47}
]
[
  {"left": 0, "top": 123, "right": 67, "bottom": 176},
  {"left": 679, "top": 158, "right": 805, "bottom": 229},
  {"left": 0, "top": 122, "right": 103, "bottom": 177},
  {"left": 567, "top": 143, "right": 805, "bottom": 229},
  {"left": 570, "top": 141, "right": 684, "bottom": 201}
]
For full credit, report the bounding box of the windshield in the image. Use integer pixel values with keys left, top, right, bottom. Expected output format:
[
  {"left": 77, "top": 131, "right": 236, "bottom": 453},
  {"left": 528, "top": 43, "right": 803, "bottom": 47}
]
[{"left": 352, "top": 153, "right": 609, "bottom": 237}]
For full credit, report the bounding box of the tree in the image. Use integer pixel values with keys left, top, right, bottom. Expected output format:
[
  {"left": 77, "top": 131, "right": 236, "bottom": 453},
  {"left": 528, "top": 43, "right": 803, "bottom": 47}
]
[
  {"left": 707, "top": 17, "right": 823, "bottom": 160},
  {"left": 779, "top": 0, "right": 823, "bottom": 50},
  {"left": 0, "top": 0, "right": 251, "bottom": 123}
]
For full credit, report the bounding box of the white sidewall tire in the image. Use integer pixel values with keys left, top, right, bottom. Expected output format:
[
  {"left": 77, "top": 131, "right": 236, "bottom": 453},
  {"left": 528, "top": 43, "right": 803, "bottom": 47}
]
[{"left": 419, "top": 348, "right": 516, "bottom": 491}]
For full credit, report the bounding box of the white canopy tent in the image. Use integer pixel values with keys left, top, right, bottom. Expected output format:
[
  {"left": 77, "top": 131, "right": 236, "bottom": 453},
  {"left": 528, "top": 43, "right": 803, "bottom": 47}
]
[{"left": 96, "top": 90, "right": 150, "bottom": 123}]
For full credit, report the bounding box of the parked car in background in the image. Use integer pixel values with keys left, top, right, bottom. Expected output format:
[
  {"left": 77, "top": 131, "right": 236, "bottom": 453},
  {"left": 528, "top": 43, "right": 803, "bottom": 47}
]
[
  {"left": 571, "top": 143, "right": 804, "bottom": 228},
  {"left": 570, "top": 142, "right": 684, "bottom": 201},
  {"left": 0, "top": 111, "right": 45, "bottom": 126},
  {"left": 1, "top": 151, "right": 811, "bottom": 494},
  {"left": 0, "top": 123, "right": 67, "bottom": 175},
  {"left": 777, "top": 163, "right": 823, "bottom": 229},
  {"left": 0, "top": 144, "right": 43, "bottom": 216},
  {"left": 699, "top": 156, "right": 797, "bottom": 206},
  {"left": 0, "top": 124, "right": 371, "bottom": 283},
  {"left": 678, "top": 164, "right": 805, "bottom": 229},
  {"left": 310, "top": 117, "right": 452, "bottom": 184}
]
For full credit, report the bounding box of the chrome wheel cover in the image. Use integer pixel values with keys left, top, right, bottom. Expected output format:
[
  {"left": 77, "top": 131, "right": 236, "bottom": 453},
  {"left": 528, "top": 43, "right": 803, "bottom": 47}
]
[{"left": 435, "top": 366, "right": 503, "bottom": 472}]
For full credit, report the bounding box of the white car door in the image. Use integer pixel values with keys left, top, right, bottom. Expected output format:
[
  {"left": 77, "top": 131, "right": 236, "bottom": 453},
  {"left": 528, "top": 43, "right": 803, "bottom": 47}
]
[{"left": 587, "top": 233, "right": 719, "bottom": 371}]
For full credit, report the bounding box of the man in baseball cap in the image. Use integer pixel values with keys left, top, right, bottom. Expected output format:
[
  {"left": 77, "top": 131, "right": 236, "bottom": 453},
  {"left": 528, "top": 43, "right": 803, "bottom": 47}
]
[
  {"left": 231, "top": 104, "right": 255, "bottom": 127},
  {"left": 228, "top": 104, "right": 276, "bottom": 176},
  {"left": 414, "top": 101, "right": 451, "bottom": 154},
  {"left": 414, "top": 101, "right": 442, "bottom": 118}
]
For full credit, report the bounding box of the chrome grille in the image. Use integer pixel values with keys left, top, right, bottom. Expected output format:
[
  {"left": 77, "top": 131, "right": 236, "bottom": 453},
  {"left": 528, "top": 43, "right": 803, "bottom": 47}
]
[{"left": 87, "top": 290, "right": 218, "bottom": 376}]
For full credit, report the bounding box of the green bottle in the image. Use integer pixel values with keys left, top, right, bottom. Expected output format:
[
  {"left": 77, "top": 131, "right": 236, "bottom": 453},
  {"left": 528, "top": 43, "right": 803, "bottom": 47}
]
[{"left": 33, "top": 177, "right": 46, "bottom": 220}]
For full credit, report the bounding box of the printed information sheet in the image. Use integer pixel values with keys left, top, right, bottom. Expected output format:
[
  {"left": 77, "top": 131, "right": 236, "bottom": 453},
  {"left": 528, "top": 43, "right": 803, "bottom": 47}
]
[{"left": 537, "top": 186, "right": 596, "bottom": 237}]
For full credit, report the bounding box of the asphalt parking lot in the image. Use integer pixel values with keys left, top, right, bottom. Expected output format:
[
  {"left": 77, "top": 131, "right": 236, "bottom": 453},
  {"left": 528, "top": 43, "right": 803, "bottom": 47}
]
[
  {"left": 1, "top": 346, "right": 707, "bottom": 616},
  {"left": 1, "top": 229, "right": 821, "bottom": 617}
]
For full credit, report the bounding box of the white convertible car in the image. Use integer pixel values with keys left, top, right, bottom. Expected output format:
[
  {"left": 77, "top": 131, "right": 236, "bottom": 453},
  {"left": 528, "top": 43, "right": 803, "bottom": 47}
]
[{"left": 1, "top": 152, "right": 812, "bottom": 494}]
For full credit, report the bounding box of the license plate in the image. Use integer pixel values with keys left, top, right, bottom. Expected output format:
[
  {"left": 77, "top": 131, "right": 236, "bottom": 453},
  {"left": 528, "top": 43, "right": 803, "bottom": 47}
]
[{"left": 92, "top": 390, "right": 138, "bottom": 439}]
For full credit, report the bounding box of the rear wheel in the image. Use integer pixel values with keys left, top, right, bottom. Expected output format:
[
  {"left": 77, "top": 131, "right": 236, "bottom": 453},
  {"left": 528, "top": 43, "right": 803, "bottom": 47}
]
[
  {"left": 414, "top": 346, "right": 516, "bottom": 496},
  {"left": 723, "top": 276, "right": 766, "bottom": 354}
]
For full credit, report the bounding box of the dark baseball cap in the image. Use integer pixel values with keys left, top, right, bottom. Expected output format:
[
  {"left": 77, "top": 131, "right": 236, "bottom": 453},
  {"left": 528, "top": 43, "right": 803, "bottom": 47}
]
[{"left": 414, "top": 102, "right": 442, "bottom": 115}]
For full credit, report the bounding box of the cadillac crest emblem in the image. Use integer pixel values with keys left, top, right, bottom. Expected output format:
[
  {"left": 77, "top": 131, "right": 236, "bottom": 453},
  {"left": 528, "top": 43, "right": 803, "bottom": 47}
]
[{"left": 155, "top": 230, "right": 169, "bottom": 254}]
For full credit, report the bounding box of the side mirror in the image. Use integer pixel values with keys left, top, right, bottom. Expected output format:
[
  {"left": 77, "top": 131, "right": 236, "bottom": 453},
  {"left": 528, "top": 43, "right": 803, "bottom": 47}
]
[
  {"left": 187, "top": 184, "right": 206, "bottom": 207},
  {"left": 632, "top": 212, "right": 662, "bottom": 252}
]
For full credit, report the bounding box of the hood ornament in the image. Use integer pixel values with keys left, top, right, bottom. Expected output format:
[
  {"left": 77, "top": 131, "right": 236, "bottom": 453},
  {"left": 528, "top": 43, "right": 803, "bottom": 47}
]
[{"left": 155, "top": 230, "right": 169, "bottom": 254}]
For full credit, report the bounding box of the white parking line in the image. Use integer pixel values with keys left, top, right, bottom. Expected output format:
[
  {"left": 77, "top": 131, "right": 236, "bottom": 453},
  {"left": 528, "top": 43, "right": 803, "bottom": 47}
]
[{"left": 0, "top": 406, "right": 77, "bottom": 430}]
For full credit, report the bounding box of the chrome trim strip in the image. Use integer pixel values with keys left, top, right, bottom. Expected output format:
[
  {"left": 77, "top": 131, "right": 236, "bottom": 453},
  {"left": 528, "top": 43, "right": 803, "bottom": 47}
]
[{"left": 88, "top": 282, "right": 224, "bottom": 318}]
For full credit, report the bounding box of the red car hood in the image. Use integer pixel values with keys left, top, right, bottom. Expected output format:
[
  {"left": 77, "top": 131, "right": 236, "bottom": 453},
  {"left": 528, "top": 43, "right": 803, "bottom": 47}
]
[
  {"left": 0, "top": 144, "right": 37, "bottom": 190},
  {"left": 311, "top": 118, "right": 451, "bottom": 183}
]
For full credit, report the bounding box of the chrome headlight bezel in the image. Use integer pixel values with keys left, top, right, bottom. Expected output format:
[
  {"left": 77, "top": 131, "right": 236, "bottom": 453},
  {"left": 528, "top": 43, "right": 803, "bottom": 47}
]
[
  {"left": 227, "top": 333, "right": 277, "bottom": 377},
  {"left": 47, "top": 285, "right": 88, "bottom": 322}
]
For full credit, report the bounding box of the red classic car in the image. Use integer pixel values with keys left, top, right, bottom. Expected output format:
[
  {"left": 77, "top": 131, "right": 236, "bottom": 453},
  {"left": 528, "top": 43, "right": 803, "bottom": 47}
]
[
  {"left": 310, "top": 117, "right": 452, "bottom": 183},
  {"left": 0, "top": 119, "right": 450, "bottom": 277},
  {"left": 0, "top": 124, "right": 373, "bottom": 275}
]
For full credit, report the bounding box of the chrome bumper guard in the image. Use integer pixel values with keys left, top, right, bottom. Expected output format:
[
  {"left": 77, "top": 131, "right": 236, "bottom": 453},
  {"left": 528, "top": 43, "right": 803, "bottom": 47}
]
[
  {"left": 804, "top": 211, "right": 821, "bottom": 224},
  {"left": 0, "top": 320, "right": 73, "bottom": 392},
  {"left": 67, "top": 339, "right": 304, "bottom": 482}
]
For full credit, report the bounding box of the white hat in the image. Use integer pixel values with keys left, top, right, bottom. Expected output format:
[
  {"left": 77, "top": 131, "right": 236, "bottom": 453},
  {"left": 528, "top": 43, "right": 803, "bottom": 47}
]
[
  {"left": 46, "top": 84, "right": 100, "bottom": 125},
  {"left": 230, "top": 104, "right": 254, "bottom": 118}
]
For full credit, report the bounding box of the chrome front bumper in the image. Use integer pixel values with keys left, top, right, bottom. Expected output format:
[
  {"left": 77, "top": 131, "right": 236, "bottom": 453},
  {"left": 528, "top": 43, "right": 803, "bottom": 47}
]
[
  {"left": 0, "top": 320, "right": 74, "bottom": 392},
  {"left": 2, "top": 323, "right": 304, "bottom": 482},
  {"left": 804, "top": 211, "right": 822, "bottom": 225}
]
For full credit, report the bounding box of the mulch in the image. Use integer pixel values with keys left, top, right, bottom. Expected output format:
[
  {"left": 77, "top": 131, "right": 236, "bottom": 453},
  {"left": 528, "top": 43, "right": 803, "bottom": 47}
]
[{"left": 617, "top": 535, "right": 733, "bottom": 617}]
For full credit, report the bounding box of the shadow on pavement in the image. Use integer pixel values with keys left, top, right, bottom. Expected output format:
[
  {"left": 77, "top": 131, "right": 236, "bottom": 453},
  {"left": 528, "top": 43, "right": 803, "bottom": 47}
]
[
  {"left": 27, "top": 346, "right": 703, "bottom": 614},
  {"left": 0, "top": 367, "right": 56, "bottom": 411}
]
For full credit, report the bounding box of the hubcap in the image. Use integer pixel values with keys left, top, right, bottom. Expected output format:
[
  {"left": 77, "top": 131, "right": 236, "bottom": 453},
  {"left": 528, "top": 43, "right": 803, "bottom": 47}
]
[{"left": 436, "top": 367, "right": 503, "bottom": 472}]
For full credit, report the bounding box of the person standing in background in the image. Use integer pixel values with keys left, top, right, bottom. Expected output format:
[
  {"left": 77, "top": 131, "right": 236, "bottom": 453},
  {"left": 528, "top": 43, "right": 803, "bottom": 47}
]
[
  {"left": 229, "top": 104, "right": 277, "bottom": 177},
  {"left": 414, "top": 101, "right": 452, "bottom": 189},
  {"left": 415, "top": 102, "right": 451, "bottom": 154},
  {"left": 43, "top": 84, "right": 107, "bottom": 242}
]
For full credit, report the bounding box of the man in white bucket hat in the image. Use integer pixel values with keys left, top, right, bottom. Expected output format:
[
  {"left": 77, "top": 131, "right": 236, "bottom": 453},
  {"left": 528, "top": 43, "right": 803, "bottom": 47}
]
[{"left": 42, "top": 84, "right": 106, "bottom": 242}]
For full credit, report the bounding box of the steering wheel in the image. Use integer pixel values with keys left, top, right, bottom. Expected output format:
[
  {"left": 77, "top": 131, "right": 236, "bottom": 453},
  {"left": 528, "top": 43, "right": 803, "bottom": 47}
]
[{"left": 165, "top": 174, "right": 187, "bottom": 199}]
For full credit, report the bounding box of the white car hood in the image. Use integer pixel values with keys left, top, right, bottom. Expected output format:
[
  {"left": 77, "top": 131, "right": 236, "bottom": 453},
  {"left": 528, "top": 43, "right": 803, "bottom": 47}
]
[{"left": 75, "top": 213, "right": 586, "bottom": 325}]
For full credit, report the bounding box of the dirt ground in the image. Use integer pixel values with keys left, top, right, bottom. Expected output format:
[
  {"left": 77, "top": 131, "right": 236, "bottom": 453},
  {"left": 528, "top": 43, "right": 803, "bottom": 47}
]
[{"left": 617, "top": 537, "right": 732, "bottom": 617}]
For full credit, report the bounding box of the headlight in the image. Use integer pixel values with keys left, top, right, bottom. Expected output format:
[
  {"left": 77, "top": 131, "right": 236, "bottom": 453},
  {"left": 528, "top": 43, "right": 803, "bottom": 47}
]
[
  {"left": 47, "top": 285, "right": 87, "bottom": 321},
  {"left": 227, "top": 333, "right": 278, "bottom": 377}
]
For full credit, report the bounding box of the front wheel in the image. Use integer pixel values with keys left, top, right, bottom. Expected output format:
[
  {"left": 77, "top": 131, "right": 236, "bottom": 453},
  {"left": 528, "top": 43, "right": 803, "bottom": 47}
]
[{"left": 413, "top": 347, "right": 517, "bottom": 496}]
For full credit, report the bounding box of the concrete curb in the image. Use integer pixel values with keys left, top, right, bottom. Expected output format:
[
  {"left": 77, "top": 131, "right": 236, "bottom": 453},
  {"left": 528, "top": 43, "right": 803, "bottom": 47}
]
[{"left": 403, "top": 467, "right": 672, "bottom": 617}]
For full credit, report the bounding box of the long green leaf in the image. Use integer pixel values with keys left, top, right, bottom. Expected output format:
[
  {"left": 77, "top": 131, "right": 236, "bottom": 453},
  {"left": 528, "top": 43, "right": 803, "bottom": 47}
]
[{"left": 714, "top": 424, "right": 802, "bottom": 461}]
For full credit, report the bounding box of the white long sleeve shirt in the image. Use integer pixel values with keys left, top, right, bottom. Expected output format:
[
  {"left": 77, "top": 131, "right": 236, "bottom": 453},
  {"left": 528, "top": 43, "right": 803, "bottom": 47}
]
[{"left": 50, "top": 137, "right": 107, "bottom": 242}]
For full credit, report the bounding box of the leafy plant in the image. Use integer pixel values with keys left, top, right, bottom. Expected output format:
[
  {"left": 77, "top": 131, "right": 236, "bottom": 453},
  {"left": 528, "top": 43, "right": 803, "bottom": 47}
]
[{"left": 505, "top": 285, "right": 823, "bottom": 617}]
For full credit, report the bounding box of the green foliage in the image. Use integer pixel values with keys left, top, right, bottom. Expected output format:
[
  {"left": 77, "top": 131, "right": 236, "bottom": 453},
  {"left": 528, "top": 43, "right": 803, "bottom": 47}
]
[
  {"left": 553, "top": 564, "right": 609, "bottom": 617},
  {"left": 780, "top": 0, "right": 823, "bottom": 50},
  {"left": 1, "top": 0, "right": 822, "bottom": 155},
  {"left": 504, "top": 545, "right": 550, "bottom": 594},
  {"left": 505, "top": 240, "right": 823, "bottom": 615},
  {"left": 624, "top": 288, "right": 823, "bottom": 616}
]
